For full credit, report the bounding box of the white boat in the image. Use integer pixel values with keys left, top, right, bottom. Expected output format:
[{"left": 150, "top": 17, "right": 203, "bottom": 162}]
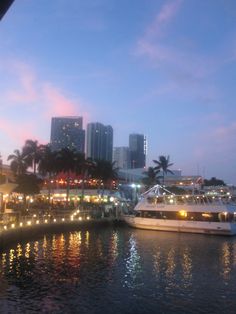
[{"left": 123, "top": 185, "right": 236, "bottom": 235}]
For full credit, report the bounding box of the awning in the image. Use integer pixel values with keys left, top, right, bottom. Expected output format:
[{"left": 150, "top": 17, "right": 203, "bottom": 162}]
[{"left": 0, "top": 183, "right": 18, "bottom": 194}]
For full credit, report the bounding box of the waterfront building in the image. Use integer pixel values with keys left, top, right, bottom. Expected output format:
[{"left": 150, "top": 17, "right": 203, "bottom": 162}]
[
  {"left": 86, "top": 122, "right": 113, "bottom": 162},
  {"left": 113, "top": 147, "right": 130, "bottom": 169},
  {"left": 50, "top": 116, "right": 85, "bottom": 153},
  {"left": 129, "top": 133, "right": 146, "bottom": 169},
  {"left": 118, "top": 167, "right": 203, "bottom": 189}
]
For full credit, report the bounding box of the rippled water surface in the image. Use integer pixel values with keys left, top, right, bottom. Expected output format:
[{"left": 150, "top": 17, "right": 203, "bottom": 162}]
[{"left": 1, "top": 226, "right": 236, "bottom": 313}]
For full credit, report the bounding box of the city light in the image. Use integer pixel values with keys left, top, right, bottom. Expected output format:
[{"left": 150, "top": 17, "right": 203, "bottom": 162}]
[{"left": 179, "top": 210, "right": 187, "bottom": 218}]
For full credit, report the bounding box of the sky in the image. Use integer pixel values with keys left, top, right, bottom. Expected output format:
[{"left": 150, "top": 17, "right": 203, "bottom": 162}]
[{"left": 0, "top": 0, "right": 236, "bottom": 184}]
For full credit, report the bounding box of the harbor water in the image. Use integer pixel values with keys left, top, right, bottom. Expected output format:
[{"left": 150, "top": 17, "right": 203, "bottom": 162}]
[{"left": 1, "top": 226, "right": 236, "bottom": 313}]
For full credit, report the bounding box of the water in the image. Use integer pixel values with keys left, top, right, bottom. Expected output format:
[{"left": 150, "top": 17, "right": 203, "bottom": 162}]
[{"left": 1, "top": 226, "right": 236, "bottom": 314}]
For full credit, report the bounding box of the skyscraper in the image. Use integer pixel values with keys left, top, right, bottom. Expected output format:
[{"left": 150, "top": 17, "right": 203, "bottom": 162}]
[
  {"left": 113, "top": 147, "right": 130, "bottom": 169},
  {"left": 129, "top": 133, "right": 146, "bottom": 168},
  {"left": 86, "top": 122, "right": 113, "bottom": 162},
  {"left": 50, "top": 116, "right": 85, "bottom": 153}
]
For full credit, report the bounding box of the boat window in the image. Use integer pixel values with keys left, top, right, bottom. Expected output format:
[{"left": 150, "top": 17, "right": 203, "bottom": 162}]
[
  {"left": 176, "top": 196, "right": 185, "bottom": 204},
  {"left": 147, "top": 196, "right": 156, "bottom": 204},
  {"left": 136, "top": 211, "right": 230, "bottom": 222},
  {"left": 194, "top": 196, "right": 206, "bottom": 204},
  {"left": 218, "top": 212, "right": 225, "bottom": 222},
  {"left": 141, "top": 211, "right": 156, "bottom": 218},
  {"left": 234, "top": 213, "right": 236, "bottom": 222},
  {"left": 165, "top": 196, "right": 175, "bottom": 205},
  {"left": 178, "top": 210, "right": 188, "bottom": 219},
  {"left": 228, "top": 213, "right": 234, "bottom": 222},
  {"left": 201, "top": 213, "right": 213, "bottom": 220},
  {"left": 232, "top": 197, "right": 236, "bottom": 205},
  {"left": 185, "top": 196, "right": 196, "bottom": 204},
  {"left": 221, "top": 197, "right": 236, "bottom": 205},
  {"left": 210, "top": 197, "right": 222, "bottom": 205},
  {"left": 218, "top": 212, "right": 234, "bottom": 222},
  {"left": 156, "top": 196, "right": 164, "bottom": 204},
  {"left": 201, "top": 197, "right": 209, "bottom": 204}
]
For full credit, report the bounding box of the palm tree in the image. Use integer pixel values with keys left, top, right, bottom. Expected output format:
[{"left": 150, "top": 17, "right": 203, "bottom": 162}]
[
  {"left": 15, "top": 173, "right": 42, "bottom": 215},
  {"left": 142, "top": 166, "right": 160, "bottom": 189},
  {"left": 7, "top": 149, "right": 28, "bottom": 176},
  {"left": 92, "top": 160, "right": 118, "bottom": 196},
  {"left": 74, "top": 155, "right": 95, "bottom": 202},
  {"left": 153, "top": 155, "right": 174, "bottom": 186},
  {"left": 38, "top": 145, "right": 59, "bottom": 208},
  {"left": 56, "top": 148, "right": 77, "bottom": 206},
  {"left": 23, "top": 139, "right": 41, "bottom": 174}
]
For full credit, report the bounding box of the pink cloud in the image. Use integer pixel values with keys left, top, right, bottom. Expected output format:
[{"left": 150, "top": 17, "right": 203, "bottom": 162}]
[
  {"left": 0, "top": 118, "right": 36, "bottom": 148},
  {"left": 135, "top": 0, "right": 211, "bottom": 80},
  {"left": 211, "top": 122, "right": 236, "bottom": 140},
  {"left": 2, "top": 59, "right": 91, "bottom": 123},
  {"left": 133, "top": 3, "right": 225, "bottom": 106},
  {"left": 145, "top": 0, "right": 183, "bottom": 39},
  {"left": 136, "top": 40, "right": 171, "bottom": 62},
  {"left": 0, "top": 59, "right": 91, "bottom": 162},
  {"left": 134, "top": 0, "right": 225, "bottom": 90},
  {"left": 5, "top": 61, "right": 37, "bottom": 104},
  {"left": 41, "top": 83, "right": 90, "bottom": 127},
  {"left": 2, "top": 60, "right": 90, "bottom": 126},
  {"left": 42, "top": 83, "right": 78, "bottom": 117}
]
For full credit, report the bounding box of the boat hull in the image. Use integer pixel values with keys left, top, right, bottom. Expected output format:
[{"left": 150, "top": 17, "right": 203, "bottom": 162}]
[{"left": 123, "top": 216, "right": 236, "bottom": 235}]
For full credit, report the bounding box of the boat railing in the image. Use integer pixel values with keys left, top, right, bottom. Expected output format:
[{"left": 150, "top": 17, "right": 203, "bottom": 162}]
[{"left": 142, "top": 194, "right": 236, "bottom": 206}]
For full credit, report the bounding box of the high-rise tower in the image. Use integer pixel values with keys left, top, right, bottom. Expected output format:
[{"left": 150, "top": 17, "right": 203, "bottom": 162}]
[
  {"left": 86, "top": 122, "right": 113, "bottom": 162},
  {"left": 113, "top": 147, "right": 130, "bottom": 169},
  {"left": 129, "top": 133, "right": 146, "bottom": 168},
  {"left": 50, "top": 116, "right": 85, "bottom": 153}
]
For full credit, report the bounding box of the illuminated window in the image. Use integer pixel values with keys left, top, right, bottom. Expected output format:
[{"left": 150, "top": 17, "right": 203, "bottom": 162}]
[{"left": 178, "top": 210, "right": 187, "bottom": 218}]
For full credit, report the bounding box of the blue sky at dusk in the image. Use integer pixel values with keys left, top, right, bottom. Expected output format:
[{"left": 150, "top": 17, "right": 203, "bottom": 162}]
[{"left": 0, "top": 0, "right": 236, "bottom": 184}]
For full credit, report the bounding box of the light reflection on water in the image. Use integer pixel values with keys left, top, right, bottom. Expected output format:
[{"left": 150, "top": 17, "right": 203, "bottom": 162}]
[
  {"left": 123, "top": 235, "right": 142, "bottom": 289},
  {"left": 1, "top": 227, "right": 236, "bottom": 313}
]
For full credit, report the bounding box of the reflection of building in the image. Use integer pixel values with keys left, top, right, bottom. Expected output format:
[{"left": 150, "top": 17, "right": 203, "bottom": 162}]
[
  {"left": 86, "top": 122, "right": 113, "bottom": 162},
  {"left": 129, "top": 134, "right": 146, "bottom": 169},
  {"left": 113, "top": 147, "right": 130, "bottom": 169},
  {"left": 50, "top": 116, "right": 85, "bottom": 153}
]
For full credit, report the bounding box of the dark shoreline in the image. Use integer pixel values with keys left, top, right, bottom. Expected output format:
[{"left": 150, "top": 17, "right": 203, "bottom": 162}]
[{"left": 0, "top": 219, "right": 124, "bottom": 251}]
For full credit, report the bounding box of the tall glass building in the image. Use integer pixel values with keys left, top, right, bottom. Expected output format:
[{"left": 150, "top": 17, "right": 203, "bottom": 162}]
[
  {"left": 50, "top": 116, "right": 85, "bottom": 153},
  {"left": 86, "top": 122, "right": 113, "bottom": 162},
  {"left": 113, "top": 147, "right": 130, "bottom": 169},
  {"left": 129, "top": 133, "right": 146, "bottom": 168}
]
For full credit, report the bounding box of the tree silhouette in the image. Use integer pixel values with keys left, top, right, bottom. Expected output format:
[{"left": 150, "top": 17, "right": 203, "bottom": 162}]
[{"left": 153, "top": 155, "right": 174, "bottom": 185}]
